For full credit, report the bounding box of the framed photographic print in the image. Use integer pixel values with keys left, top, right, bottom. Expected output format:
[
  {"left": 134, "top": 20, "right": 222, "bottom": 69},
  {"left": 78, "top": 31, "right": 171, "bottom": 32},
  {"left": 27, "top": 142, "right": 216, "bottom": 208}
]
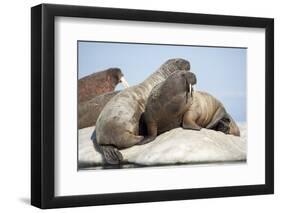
[{"left": 31, "top": 3, "right": 274, "bottom": 209}]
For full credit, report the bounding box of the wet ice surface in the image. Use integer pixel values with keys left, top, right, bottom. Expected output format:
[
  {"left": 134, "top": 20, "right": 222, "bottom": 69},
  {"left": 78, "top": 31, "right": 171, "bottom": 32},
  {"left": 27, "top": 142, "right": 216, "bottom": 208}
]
[{"left": 78, "top": 123, "right": 247, "bottom": 170}]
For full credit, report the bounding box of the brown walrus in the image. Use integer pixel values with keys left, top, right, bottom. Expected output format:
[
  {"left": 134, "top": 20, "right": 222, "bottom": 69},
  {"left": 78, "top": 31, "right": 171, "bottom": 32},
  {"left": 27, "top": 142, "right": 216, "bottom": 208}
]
[
  {"left": 95, "top": 58, "right": 192, "bottom": 164},
  {"left": 141, "top": 71, "right": 240, "bottom": 144},
  {"left": 78, "top": 91, "right": 120, "bottom": 129},
  {"left": 78, "top": 68, "right": 129, "bottom": 103}
]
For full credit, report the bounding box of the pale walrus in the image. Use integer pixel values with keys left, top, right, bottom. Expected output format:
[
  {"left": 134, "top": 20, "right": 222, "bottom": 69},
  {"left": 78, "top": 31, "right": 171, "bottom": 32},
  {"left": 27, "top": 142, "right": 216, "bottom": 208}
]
[
  {"left": 78, "top": 68, "right": 129, "bottom": 103},
  {"left": 182, "top": 91, "right": 240, "bottom": 136},
  {"left": 95, "top": 58, "right": 192, "bottom": 164},
  {"left": 141, "top": 71, "right": 240, "bottom": 144}
]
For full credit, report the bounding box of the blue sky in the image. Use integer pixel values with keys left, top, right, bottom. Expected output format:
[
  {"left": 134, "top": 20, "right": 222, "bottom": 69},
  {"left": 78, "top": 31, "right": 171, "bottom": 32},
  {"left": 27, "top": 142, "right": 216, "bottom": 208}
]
[{"left": 78, "top": 41, "right": 247, "bottom": 122}]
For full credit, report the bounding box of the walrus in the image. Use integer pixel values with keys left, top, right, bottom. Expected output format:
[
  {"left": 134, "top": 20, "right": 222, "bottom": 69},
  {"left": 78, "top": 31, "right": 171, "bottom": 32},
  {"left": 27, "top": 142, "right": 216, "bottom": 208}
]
[
  {"left": 78, "top": 68, "right": 129, "bottom": 103},
  {"left": 95, "top": 58, "right": 192, "bottom": 164},
  {"left": 78, "top": 91, "right": 120, "bottom": 129},
  {"left": 140, "top": 70, "right": 197, "bottom": 143},
  {"left": 141, "top": 71, "right": 240, "bottom": 144},
  {"left": 181, "top": 91, "right": 240, "bottom": 136}
]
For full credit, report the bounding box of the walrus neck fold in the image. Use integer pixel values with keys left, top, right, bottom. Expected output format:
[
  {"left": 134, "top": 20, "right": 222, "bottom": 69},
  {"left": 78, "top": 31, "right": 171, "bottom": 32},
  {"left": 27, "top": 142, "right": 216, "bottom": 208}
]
[
  {"left": 141, "top": 75, "right": 165, "bottom": 90},
  {"left": 156, "top": 58, "right": 191, "bottom": 78},
  {"left": 141, "top": 69, "right": 175, "bottom": 91},
  {"left": 141, "top": 59, "right": 191, "bottom": 90}
]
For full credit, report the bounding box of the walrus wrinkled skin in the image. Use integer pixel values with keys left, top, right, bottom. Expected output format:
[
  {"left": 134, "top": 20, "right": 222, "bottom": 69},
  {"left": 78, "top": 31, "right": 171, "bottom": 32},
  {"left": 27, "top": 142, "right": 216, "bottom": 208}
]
[
  {"left": 78, "top": 91, "right": 120, "bottom": 129},
  {"left": 79, "top": 68, "right": 128, "bottom": 103},
  {"left": 182, "top": 91, "right": 240, "bottom": 137},
  {"left": 95, "top": 58, "right": 191, "bottom": 164},
  {"left": 142, "top": 72, "right": 240, "bottom": 144}
]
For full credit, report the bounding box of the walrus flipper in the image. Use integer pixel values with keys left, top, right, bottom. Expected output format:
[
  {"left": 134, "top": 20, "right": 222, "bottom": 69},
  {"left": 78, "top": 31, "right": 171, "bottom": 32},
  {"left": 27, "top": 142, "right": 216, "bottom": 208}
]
[
  {"left": 215, "top": 118, "right": 230, "bottom": 134},
  {"left": 137, "top": 136, "right": 157, "bottom": 145},
  {"left": 226, "top": 114, "right": 240, "bottom": 136},
  {"left": 91, "top": 130, "right": 123, "bottom": 165},
  {"left": 120, "top": 133, "right": 144, "bottom": 148},
  {"left": 182, "top": 111, "right": 202, "bottom": 130},
  {"left": 205, "top": 107, "right": 227, "bottom": 129},
  {"left": 100, "top": 145, "right": 123, "bottom": 165}
]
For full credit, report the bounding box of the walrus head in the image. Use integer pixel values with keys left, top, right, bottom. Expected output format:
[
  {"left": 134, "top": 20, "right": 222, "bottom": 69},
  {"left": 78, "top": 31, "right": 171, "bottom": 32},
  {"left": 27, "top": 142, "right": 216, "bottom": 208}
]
[
  {"left": 165, "top": 58, "right": 191, "bottom": 71},
  {"left": 185, "top": 72, "right": 197, "bottom": 103},
  {"left": 216, "top": 117, "right": 231, "bottom": 134},
  {"left": 215, "top": 115, "right": 240, "bottom": 137},
  {"left": 159, "top": 70, "right": 197, "bottom": 104},
  {"left": 185, "top": 71, "right": 197, "bottom": 99},
  {"left": 107, "top": 68, "right": 130, "bottom": 88},
  {"left": 79, "top": 67, "right": 129, "bottom": 103}
]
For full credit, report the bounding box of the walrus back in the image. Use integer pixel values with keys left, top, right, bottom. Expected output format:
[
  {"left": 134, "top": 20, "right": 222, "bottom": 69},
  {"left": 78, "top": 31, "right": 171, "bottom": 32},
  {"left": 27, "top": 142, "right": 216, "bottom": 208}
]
[
  {"left": 192, "top": 91, "right": 224, "bottom": 127},
  {"left": 192, "top": 91, "right": 240, "bottom": 136},
  {"left": 95, "top": 85, "right": 152, "bottom": 146}
]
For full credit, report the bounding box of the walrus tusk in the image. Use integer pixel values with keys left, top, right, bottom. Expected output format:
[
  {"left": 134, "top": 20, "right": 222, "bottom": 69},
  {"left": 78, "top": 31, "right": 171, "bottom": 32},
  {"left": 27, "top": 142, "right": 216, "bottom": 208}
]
[
  {"left": 189, "top": 84, "right": 193, "bottom": 97},
  {"left": 120, "top": 76, "right": 130, "bottom": 88}
]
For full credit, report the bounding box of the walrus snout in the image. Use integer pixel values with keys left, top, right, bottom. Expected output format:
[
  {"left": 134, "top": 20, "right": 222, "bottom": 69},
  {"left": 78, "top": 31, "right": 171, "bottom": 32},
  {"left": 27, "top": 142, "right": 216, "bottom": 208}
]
[
  {"left": 184, "top": 71, "right": 197, "bottom": 97},
  {"left": 110, "top": 68, "right": 129, "bottom": 88},
  {"left": 163, "top": 70, "right": 197, "bottom": 96},
  {"left": 111, "top": 68, "right": 126, "bottom": 86},
  {"left": 185, "top": 72, "right": 197, "bottom": 86}
]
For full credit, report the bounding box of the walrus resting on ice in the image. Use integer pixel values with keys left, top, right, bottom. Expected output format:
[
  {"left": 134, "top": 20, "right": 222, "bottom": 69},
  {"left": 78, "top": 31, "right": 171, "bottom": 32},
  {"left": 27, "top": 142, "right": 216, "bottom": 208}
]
[
  {"left": 141, "top": 70, "right": 240, "bottom": 144},
  {"left": 78, "top": 68, "right": 129, "bottom": 103},
  {"left": 78, "top": 91, "right": 120, "bottom": 129},
  {"left": 95, "top": 58, "right": 192, "bottom": 164},
  {"left": 140, "top": 70, "right": 197, "bottom": 144},
  {"left": 182, "top": 91, "right": 240, "bottom": 136}
]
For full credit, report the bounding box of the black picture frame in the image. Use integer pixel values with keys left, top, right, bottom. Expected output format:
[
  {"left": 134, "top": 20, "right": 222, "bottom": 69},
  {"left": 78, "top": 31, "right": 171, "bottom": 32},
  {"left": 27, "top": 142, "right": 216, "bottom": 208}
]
[{"left": 31, "top": 3, "right": 274, "bottom": 209}]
